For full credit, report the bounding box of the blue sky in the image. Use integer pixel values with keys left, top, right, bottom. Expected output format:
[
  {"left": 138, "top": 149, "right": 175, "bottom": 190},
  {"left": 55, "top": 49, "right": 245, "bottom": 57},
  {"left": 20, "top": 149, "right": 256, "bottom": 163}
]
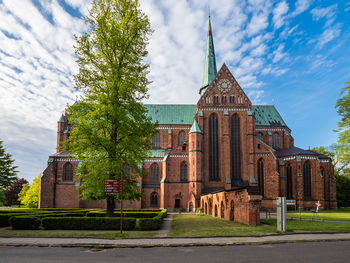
[{"left": 0, "top": 0, "right": 349, "bottom": 183}]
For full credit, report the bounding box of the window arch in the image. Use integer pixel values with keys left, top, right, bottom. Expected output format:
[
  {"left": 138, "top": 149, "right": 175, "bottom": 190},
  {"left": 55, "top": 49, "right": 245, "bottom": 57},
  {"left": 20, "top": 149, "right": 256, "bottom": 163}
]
[
  {"left": 272, "top": 133, "right": 280, "bottom": 149},
  {"left": 178, "top": 131, "right": 186, "bottom": 145},
  {"left": 286, "top": 164, "right": 293, "bottom": 199},
  {"left": 209, "top": 113, "right": 219, "bottom": 181},
  {"left": 229, "top": 95, "right": 234, "bottom": 104},
  {"left": 150, "top": 163, "right": 159, "bottom": 182},
  {"left": 257, "top": 158, "right": 264, "bottom": 196},
  {"left": 303, "top": 161, "right": 312, "bottom": 199},
  {"left": 63, "top": 163, "right": 73, "bottom": 181},
  {"left": 257, "top": 132, "right": 263, "bottom": 141},
  {"left": 221, "top": 96, "right": 227, "bottom": 104},
  {"left": 214, "top": 205, "right": 218, "bottom": 217},
  {"left": 213, "top": 95, "right": 219, "bottom": 104},
  {"left": 151, "top": 192, "right": 158, "bottom": 207},
  {"left": 180, "top": 162, "right": 188, "bottom": 181},
  {"left": 231, "top": 114, "right": 241, "bottom": 185},
  {"left": 220, "top": 201, "right": 224, "bottom": 218},
  {"left": 152, "top": 132, "right": 161, "bottom": 149}
]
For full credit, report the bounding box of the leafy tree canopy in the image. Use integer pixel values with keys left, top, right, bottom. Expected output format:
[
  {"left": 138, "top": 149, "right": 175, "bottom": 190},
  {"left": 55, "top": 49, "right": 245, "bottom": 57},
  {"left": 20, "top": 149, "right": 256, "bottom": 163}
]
[
  {"left": 4, "top": 178, "right": 28, "bottom": 206},
  {"left": 18, "top": 174, "right": 41, "bottom": 208},
  {"left": 64, "top": 0, "right": 157, "bottom": 214},
  {"left": 335, "top": 79, "right": 350, "bottom": 173},
  {"left": 0, "top": 139, "right": 18, "bottom": 188}
]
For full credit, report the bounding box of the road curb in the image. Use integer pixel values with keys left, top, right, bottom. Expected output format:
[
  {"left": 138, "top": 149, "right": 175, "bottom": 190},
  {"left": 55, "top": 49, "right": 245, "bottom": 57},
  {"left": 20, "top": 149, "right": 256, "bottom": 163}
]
[{"left": 1, "top": 237, "right": 350, "bottom": 249}]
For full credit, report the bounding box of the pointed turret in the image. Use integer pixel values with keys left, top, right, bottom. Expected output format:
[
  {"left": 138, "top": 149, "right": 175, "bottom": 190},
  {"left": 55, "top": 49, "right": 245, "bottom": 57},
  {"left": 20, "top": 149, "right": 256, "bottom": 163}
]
[
  {"left": 58, "top": 113, "right": 65, "bottom": 123},
  {"left": 189, "top": 120, "right": 203, "bottom": 134},
  {"left": 200, "top": 16, "right": 217, "bottom": 95}
]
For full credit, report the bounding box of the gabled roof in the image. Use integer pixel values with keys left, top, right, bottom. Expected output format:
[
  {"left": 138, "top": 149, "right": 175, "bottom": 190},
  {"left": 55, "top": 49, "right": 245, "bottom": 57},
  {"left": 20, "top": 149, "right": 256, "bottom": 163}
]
[
  {"left": 251, "top": 105, "right": 287, "bottom": 127},
  {"left": 144, "top": 104, "right": 196, "bottom": 125}
]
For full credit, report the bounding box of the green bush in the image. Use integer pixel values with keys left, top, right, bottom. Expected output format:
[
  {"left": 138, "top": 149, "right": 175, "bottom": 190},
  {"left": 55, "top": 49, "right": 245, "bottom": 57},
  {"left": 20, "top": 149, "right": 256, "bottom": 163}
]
[
  {"left": 87, "top": 211, "right": 161, "bottom": 218},
  {"left": 139, "top": 214, "right": 163, "bottom": 230},
  {"left": 42, "top": 217, "right": 136, "bottom": 230},
  {"left": 0, "top": 213, "right": 33, "bottom": 227},
  {"left": 9, "top": 216, "right": 41, "bottom": 230}
]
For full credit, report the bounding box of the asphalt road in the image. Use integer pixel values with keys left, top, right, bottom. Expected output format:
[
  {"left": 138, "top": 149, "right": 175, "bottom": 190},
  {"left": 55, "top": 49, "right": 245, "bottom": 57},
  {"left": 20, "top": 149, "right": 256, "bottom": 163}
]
[{"left": 1, "top": 241, "right": 349, "bottom": 263}]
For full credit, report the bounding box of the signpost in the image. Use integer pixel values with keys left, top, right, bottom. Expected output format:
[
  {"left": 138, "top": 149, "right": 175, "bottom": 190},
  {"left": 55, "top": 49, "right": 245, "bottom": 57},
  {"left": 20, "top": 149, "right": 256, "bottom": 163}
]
[{"left": 104, "top": 179, "right": 124, "bottom": 233}]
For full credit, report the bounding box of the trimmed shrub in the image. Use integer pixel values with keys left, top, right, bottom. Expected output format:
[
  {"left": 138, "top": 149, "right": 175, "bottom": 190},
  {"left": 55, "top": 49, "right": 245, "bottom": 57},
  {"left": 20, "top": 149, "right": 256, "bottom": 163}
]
[
  {"left": 42, "top": 217, "right": 136, "bottom": 230},
  {"left": 87, "top": 211, "right": 160, "bottom": 218},
  {"left": 10, "top": 216, "right": 41, "bottom": 230},
  {"left": 0, "top": 213, "right": 33, "bottom": 227},
  {"left": 139, "top": 214, "right": 163, "bottom": 230}
]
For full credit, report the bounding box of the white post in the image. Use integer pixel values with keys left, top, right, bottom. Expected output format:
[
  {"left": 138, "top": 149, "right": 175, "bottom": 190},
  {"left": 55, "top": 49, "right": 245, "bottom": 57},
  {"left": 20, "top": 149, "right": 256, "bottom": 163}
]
[{"left": 277, "top": 197, "right": 287, "bottom": 232}]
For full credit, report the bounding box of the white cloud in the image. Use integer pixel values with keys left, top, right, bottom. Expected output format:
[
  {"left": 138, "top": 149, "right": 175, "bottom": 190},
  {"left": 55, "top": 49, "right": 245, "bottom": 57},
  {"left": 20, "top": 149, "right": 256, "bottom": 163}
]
[
  {"left": 311, "top": 4, "right": 338, "bottom": 27},
  {"left": 315, "top": 26, "right": 341, "bottom": 49},
  {"left": 273, "top": 1, "right": 289, "bottom": 29},
  {"left": 290, "top": 0, "right": 313, "bottom": 17}
]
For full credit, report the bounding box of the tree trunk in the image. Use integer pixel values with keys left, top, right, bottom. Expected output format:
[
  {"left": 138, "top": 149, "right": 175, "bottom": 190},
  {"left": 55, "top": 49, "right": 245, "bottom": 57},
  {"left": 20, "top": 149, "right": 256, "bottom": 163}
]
[{"left": 106, "top": 198, "right": 115, "bottom": 217}]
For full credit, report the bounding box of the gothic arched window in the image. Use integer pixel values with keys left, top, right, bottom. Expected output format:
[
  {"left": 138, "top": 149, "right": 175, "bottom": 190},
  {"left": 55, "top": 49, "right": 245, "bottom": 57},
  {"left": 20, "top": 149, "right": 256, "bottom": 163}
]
[
  {"left": 272, "top": 133, "right": 280, "bottom": 149},
  {"left": 152, "top": 132, "right": 161, "bottom": 149},
  {"left": 231, "top": 114, "right": 241, "bottom": 184},
  {"left": 213, "top": 95, "right": 219, "bottom": 104},
  {"left": 63, "top": 163, "right": 73, "bottom": 181},
  {"left": 151, "top": 192, "right": 158, "bottom": 207},
  {"left": 286, "top": 164, "right": 293, "bottom": 199},
  {"left": 257, "top": 132, "right": 263, "bottom": 141},
  {"left": 209, "top": 113, "right": 219, "bottom": 181},
  {"left": 150, "top": 163, "right": 159, "bottom": 182},
  {"left": 229, "top": 95, "right": 234, "bottom": 104},
  {"left": 178, "top": 131, "right": 186, "bottom": 145},
  {"left": 180, "top": 162, "right": 188, "bottom": 181},
  {"left": 303, "top": 161, "right": 312, "bottom": 199},
  {"left": 221, "top": 96, "right": 227, "bottom": 104},
  {"left": 257, "top": 158, "right": 264, "bottom": 196}
]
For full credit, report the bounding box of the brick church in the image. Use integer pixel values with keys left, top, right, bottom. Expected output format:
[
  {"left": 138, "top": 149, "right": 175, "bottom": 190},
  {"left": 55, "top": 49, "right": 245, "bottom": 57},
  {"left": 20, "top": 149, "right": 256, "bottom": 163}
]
[{"left": 39, "top": 17, "right": 337, "bottom": 224}]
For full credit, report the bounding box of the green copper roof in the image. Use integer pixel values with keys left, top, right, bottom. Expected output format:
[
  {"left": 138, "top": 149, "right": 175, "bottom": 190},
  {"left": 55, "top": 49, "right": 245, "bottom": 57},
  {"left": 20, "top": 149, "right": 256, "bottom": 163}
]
[
  {"left": 189, "top": 120, "right": 203, "bottom": 134},
  {"left": 251, "top": 105, "right": 287, "bottom": 127},
  {"left": 201, "top": 16, "right": 217, "bottom": 90},
  {"left": 144, "top": 104, "right": 196, "bottom": 125},
  {"left": 148, "top": 149, "right": 166, "bottom": 158},
  {"left": 144, "top": 104, "right": 287, "bottom": 128},
  {"left": 58, "top": 114, "right": 65, "bottom": 123}
]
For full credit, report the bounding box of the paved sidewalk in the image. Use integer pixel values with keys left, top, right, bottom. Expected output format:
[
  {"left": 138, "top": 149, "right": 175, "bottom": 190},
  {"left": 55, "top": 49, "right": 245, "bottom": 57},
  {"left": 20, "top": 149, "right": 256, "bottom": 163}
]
[{"left": 1, "top": 233, "right": 350, "bottom": 248}]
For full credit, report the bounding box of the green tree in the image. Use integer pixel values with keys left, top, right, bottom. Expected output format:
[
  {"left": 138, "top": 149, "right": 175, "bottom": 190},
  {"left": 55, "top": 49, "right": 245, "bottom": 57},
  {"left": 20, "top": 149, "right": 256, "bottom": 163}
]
[
  {"left": 65, "top": 0, "right": 157, "bottom": 216},
  {"left": 335, "top": 79, "right": 350, "bottom": 174},
  {"left": 0, "top": 189, "right": 4, "bottom": 206},
  {"left": 0, "top": 139, "right": 18, "bottom": 189},
  {"left": 3, "top": 178, "right": 28, "bottom": 206},
  {"left": 18, "top": 174, "right": 41, "bottom": 208}
]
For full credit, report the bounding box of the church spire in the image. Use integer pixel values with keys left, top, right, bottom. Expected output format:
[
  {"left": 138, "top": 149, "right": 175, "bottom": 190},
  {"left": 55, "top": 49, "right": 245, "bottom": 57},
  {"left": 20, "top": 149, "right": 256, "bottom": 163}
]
[{"left": 201, "top": 16, "right": 217, "bottom": 93}]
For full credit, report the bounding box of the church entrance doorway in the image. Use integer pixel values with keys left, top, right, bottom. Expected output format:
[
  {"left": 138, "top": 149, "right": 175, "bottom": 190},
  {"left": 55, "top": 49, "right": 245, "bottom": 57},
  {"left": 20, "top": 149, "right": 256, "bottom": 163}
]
[{"left": 175, "top": 198, "right": 181, "bottom": 209}]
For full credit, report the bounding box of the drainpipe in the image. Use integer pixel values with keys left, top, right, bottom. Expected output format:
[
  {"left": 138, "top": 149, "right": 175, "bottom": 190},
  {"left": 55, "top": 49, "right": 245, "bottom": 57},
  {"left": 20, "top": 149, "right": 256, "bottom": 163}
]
[
  {"left": 294, "top": 155, "right": 298, "bottom": 211},
  {"left": 53, "top": 157, "right": 57, "bottom": 208}
]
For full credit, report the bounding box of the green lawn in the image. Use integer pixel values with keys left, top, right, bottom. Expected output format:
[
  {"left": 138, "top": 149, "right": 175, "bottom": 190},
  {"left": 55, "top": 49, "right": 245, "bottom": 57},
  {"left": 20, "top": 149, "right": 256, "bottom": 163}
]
[
  {"left": 286, "top": 208, "right": 350, "bottom": 222},
  {"left": 168, "top": 214, "right": 350, "bottom": 237},
  {"left": 0, "top": 229, "right": 157, "bottom": 239}
]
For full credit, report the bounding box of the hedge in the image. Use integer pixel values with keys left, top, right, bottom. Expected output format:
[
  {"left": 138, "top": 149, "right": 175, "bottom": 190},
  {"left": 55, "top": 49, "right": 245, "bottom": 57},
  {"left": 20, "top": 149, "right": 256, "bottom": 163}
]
[
  {"left": 87, "top": 211, "right": 160, "bottom": 218},
  {"left": 139, "top": 214, "right": 163, "bottom": 230},
  {"left": 0, "top": 213, "right": 33, "bottom": 227},
  {"left": 9, "top": 216, "right": 41, "bottom": 230},
  {"left": 42, "top": 217, "right": 136, "bottom": 230}
]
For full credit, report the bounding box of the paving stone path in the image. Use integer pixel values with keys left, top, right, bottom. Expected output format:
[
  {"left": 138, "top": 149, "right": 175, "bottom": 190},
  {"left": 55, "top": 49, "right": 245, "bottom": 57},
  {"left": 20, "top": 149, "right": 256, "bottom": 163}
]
[{"left": 155, "top": 213, "right": 173, "bottom": 238}]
